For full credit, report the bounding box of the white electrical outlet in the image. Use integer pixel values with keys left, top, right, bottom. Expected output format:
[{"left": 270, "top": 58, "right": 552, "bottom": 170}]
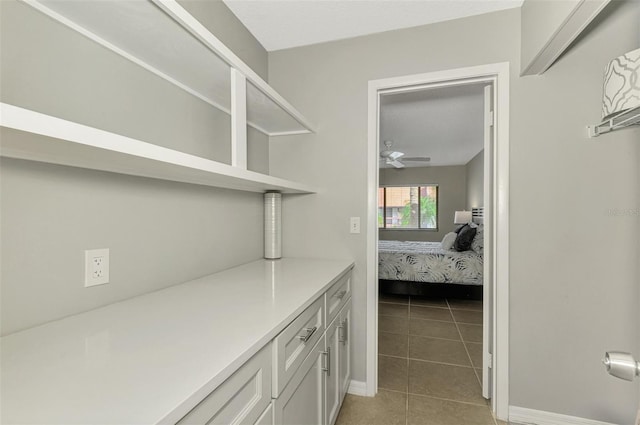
[
  {"left": 85, "top": 249, "right": 109, "bottom": 287},
  {"left": 350, "top": 217, "right": 361, "bottom": 234}
]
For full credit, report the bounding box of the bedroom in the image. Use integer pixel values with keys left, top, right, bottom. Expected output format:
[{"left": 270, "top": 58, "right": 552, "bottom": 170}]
[{"left": 376, "top": 82, "right": 488, "bottom": 408}]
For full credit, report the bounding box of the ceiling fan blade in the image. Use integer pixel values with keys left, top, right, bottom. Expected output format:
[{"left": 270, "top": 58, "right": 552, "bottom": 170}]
[
  {"left": 388, "top": 151, "right": 404, "bottom": 160},
  {"left": 402, "top": 157, "right": 431, "bottom": 162},
  {"left": 388, "top": 160, "right": 405, "bottom": 169}
]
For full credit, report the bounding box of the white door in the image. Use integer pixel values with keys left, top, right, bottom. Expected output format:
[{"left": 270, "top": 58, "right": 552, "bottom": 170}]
[
  {"left": 482, "top": 84, "right": 494, "bottom": 401},
  {"left": 274, "top": 336, "right": 326, "bottom": 425},
  {"left": 325, "top": 317, "right": 341, "bottom": 425},
  {"left": 339, "top": 301, "right": 352, "bottom": 397}
]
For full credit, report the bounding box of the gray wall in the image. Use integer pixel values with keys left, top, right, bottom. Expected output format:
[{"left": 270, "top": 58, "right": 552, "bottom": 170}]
[
  {"left": 465, "top": 150, "right": 484, "bottom": 210},
  {"left": 0, "top": 0, "right": 268, "bottom": 334},
  {"left": 268, "top": 1, "right": 639, "bottom": 422},
  {"left": 178, "top": 0, "right": 268, "bottom": 82},
  {"left": 510, "top": 1, "right": 639, "bottom": 421},
  {"left": 379, "top": 166, "right": 467, "bottom": 242}
]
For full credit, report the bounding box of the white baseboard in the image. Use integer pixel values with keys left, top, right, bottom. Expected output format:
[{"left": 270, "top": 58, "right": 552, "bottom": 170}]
[
  {"left": 347, "top": 380, "right": 367, "bottom": 396},
  {"left": 509, "top": 406, "right": 617, "bottom": 425}
]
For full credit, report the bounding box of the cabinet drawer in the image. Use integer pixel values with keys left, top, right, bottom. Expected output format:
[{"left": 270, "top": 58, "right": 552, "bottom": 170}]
[
  {"left": 272, "top": 296, "right": 324, "bottom": 397},
  {"left": 325, "top": 272, "right": 351, "bottom": 326},
  {"left": 178, "top": 345, "right": 271, "bottom": 425}
]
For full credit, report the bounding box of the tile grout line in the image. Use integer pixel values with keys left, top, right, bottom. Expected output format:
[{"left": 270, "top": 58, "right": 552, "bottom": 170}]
[
  {"left": 448, "top": 298, "right": 483, "bottom": 388},
  {"left": 379, "top": 387, "right": 490, "bottom": 408},
  {"left": 378, "top": 353, "right": 477, "bottom": 369},
  {"left": 379, "top": 311, "right": 481, "bottom": 326}
]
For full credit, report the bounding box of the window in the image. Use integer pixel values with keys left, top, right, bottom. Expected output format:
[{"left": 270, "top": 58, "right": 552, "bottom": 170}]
[{"left": 378, "top": 185, "right": 438, "bottom": 230}]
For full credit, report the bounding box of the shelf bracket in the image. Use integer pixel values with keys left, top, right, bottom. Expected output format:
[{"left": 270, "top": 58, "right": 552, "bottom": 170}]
[
  {"left": 231, "top": 68, "right": 247, "bottom": 169},
  {"left": 588, "top": 106, "right": 640, "bottom": 138}
]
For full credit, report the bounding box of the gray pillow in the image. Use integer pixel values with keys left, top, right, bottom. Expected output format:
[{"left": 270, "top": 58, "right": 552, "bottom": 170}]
[
  {"left": 454, "top": 224, "right": 477, "bottom": 252},
  {"left": 471, "top": 224, "right": 484, "bottom": 254}
]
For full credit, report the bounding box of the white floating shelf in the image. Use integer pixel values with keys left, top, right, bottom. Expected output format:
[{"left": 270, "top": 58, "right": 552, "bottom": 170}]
[
  {"left": 0, "top": 103, "right": 316, "bottom": 194},
  {"left": 26, "top": 0, "right": 315, "bottom": 136}
]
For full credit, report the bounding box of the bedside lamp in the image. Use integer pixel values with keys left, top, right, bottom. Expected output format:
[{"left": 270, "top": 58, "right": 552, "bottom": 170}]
[{"left": 454, "top": 210, "right": 472, "bottom": 225}]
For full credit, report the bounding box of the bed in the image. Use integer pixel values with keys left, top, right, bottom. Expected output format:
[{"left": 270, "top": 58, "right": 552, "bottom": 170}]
[{"left": 378, "top": 228, "right": 484, "bottom": 299}]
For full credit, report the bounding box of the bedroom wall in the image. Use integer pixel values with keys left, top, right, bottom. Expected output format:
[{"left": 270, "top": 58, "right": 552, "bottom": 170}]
[
  {"left": 0, "top": 0, "right": 269, "bottom": 335},
  {"left": 378, "top": 166, "right": 467, "bottom": 242},
  {"left": 465, "top": 150, "right": 484, "bottom": 210},
  {"left": 268, "top": 1, "right": 639, "bottom": 422}
]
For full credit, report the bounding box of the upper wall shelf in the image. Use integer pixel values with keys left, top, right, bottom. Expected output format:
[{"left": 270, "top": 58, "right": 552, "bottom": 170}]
[
  {"left": 26, "top": 0, "right": 315, "bottom": 137},
  {"left": 0, "top": 103, "right": 316, "bottom": 194}
]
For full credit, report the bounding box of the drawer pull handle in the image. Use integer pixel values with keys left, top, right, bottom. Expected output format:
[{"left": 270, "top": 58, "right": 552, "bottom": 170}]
[
  {"left": 335, "top": 290, "right": 347, "bottom": 300},
  {"left": 298, "top": 326, "right": 318, "bottom": 343},
  {"left": 322, "top": 347, "right": 331, "bottom": 376}
]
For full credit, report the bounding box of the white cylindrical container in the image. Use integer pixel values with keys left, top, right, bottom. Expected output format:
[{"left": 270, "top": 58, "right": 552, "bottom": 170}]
[{"left": 264, "top": 192, "right": 282, "bottom": 259}]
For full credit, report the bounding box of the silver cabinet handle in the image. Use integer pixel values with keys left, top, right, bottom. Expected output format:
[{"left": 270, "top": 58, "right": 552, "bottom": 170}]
[
  {"left": 342, "top": 317, "right": 348, "bottom": 345},
  {"left": 335, "top": 290, "right": 347, "bottom": 300},
  {"left": 322, "top": 347, "right": 331, "bottom": 376},
  {"left": 298, "top": 326, "right": 317, "bottom": 343}
]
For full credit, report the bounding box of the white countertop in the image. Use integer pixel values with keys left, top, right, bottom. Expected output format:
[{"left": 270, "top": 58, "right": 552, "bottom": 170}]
[{"left": 0, "top": 258, "right": 354, "bottom": 425}]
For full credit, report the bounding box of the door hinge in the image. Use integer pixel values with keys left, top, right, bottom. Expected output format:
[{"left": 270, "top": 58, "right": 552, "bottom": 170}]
[
  {"left": 488, "top": 353, "right": 493, "bottom": 367},
  {"left": 487, "top": 111, "right": 495, "bottom": 127}
]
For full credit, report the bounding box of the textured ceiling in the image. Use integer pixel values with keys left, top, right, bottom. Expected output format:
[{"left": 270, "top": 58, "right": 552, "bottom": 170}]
[
  {"left": 222, "top": 0, "right": 523, "bottom": 51},
  {"left": 380, "top": 83, "right": 486, "bottom": 168}
]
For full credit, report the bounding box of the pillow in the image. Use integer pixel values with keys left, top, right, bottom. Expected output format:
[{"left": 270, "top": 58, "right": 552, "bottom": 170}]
[
  {"left": 454, "top": 225, "right": 466, "bottom": 234},
  {"left": 471, "top": 224, "right": 484, "bottom": 254},
  {"left": 454, "top": 224, "right": 477, "bottom": 251},
  {"left": 441, "top": 232, "right": 457, "bottom": 251}
]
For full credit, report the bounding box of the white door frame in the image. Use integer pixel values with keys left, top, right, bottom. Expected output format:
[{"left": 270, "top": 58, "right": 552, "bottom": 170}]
[{"left": 365, "top": 62, "right": 510, "bottom": 420}]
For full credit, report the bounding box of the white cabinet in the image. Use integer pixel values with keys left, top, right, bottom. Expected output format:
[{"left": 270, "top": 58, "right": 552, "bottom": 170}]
[
  {"left": 273, "top": 336, "right": 326, "bottom": 425},
  {"left": 178, "top": 345, "right": 272, "bottom": 425},
  {"left": 273, "top": 297, "right": 324, "bottom": 397},
  {"left": 338, "top": 301, "right": 352, "bottom": 398},
  {"left": 325, "top": 298, "right": 352, "bottom": 425},
  {"left": 177, "top": 269, "right": 352, "bottom": 425},
  {"left": 325, "top": 313, "right": 342, "bottom": 425}
]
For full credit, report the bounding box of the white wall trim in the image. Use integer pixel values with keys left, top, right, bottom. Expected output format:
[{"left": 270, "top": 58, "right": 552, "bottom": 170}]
[
  {"left": 520, "top": 0, "right": 611, "bottom": 76},
  {"left": 366, "top": 62, "right": 510, "bottom": 420},
  {"left": 509, "top": 406, "right": 618, "bottom": 425},
  {"left": 347, "top": 380, "right": 367, "bottom": 396}
]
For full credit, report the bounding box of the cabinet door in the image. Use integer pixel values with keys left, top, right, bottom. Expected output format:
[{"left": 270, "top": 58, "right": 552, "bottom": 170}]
[
  {"left": 178, "top": 345, "right": 271, "bottom": 425},
  {"left": 325, "top": 316, "right": 341, "bottom": 425},
  {"left": 273, "top": 336, "right": 326, "bottom": 425},
  {"left": 338, "top": 299, "right": 352, "bottom": 398}
]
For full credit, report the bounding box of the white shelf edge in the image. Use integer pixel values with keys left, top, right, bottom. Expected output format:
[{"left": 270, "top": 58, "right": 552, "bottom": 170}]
[
  {"left": 23, "top": 0, "right": 314, "bottom": 137},
  {"left": 0, "top": 103, "right": 317, "bottom": 194},
  {"left": 151, "top": 0, "right": 317, "bottom": 133}
]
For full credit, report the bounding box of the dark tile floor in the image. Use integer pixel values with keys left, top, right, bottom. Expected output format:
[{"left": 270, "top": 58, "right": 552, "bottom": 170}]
[{"left": 335, "top": 294, "right": 507, "bottom": 425}]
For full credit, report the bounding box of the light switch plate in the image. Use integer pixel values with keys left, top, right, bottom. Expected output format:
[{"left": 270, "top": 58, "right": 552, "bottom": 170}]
[
  {"left": 85, "top": 248, "right": 109, "bottom": 287},
  {"left": 350, "top": 217, "right": 360, "bottom": 234}
]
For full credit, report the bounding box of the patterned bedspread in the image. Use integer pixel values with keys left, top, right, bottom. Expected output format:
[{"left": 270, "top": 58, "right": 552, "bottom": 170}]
[{"left": 378, "top": 240, "right": 483, "bottom": 285}]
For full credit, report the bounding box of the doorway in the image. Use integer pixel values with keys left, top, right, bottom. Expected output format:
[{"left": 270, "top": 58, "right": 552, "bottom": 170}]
[{"left": 365, "top": 63, "right": 510, "bottom": 420}]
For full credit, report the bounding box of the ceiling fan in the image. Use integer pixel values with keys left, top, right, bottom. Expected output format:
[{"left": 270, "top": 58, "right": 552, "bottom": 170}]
[{"left": 380, "top": 141, "right": 431, "bottom": 169}]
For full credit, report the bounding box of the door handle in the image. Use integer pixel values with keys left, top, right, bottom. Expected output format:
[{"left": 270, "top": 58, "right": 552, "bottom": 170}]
[{"left": 603, "top": 351, "right": 640, "bottom": 381}]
